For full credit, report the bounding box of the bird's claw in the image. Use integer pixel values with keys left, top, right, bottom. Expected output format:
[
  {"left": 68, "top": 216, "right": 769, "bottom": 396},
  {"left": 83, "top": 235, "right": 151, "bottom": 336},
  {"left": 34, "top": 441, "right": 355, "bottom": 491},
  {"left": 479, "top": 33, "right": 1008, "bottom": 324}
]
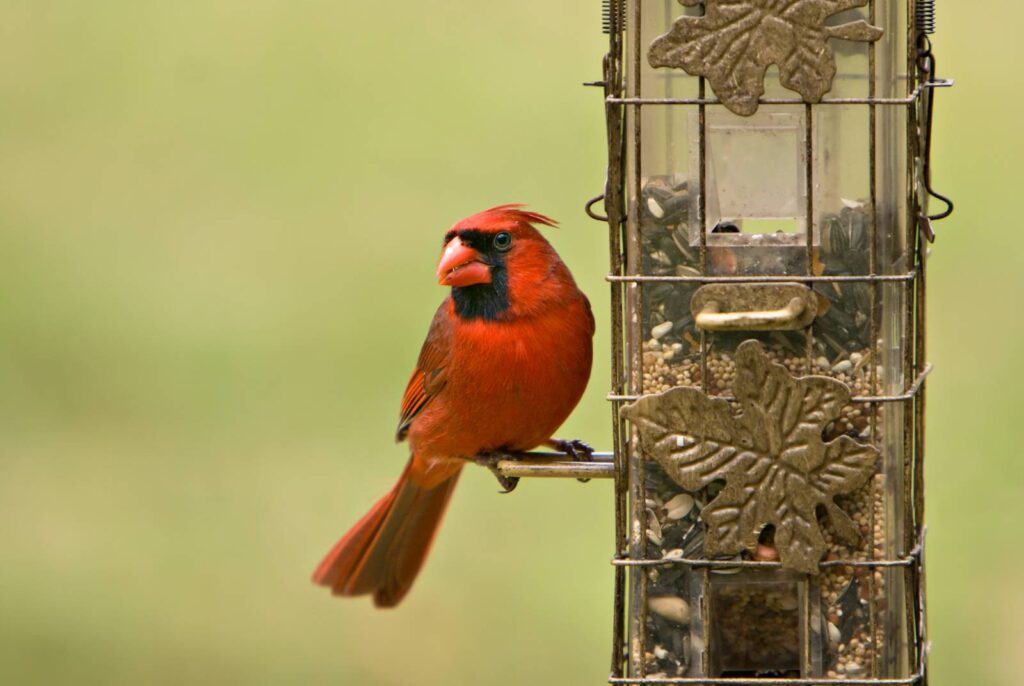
[
  {"left": 494, "top": 474, "right": 519, "bottom": 494},
  {"left": 474, "top": 452, "right": 520, "bottom": 494},
  {"left": 547, "top": 438, "right": 595, "bottom": 483}
]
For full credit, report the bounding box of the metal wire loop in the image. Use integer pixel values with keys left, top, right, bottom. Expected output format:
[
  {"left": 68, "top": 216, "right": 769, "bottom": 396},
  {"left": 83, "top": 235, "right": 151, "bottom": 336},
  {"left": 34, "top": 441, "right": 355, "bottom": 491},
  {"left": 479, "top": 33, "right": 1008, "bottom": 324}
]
[
  {"left": 612, "top": 543, "right": 922, "bottom": 570},
  {"left": 586, "top": 194, "right": 609, "bottom": 222},
  {"left": 917, "top": 34, "right": 955, "bottom": 224},
  {"left": 608, "top": 364, "right": 932, "bottom": 405},
  {"left": 606, "top": 271, "right": 917, "bottom": 285}
]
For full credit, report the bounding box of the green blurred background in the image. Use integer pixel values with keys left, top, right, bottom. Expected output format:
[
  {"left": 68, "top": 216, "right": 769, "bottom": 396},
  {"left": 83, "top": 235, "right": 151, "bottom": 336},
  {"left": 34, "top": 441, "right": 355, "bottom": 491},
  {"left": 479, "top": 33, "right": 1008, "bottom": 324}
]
[{"left": 0, "top": 1, "right": 1017, "bottom": 684}]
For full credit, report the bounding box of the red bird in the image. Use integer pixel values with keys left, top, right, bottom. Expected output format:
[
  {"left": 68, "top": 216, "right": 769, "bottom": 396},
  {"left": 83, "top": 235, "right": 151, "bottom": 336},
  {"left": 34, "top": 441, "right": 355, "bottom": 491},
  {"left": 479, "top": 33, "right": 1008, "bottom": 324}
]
[{"left": 312, "top": 205, "right": 594, "bottom": 607}]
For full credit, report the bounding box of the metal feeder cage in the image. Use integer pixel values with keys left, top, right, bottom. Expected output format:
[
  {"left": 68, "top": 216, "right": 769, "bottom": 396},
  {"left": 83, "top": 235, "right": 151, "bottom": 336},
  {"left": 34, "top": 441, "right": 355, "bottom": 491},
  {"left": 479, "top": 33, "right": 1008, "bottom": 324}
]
[{"left": 596, "top": 0, "right": 951, "bottom": 683}]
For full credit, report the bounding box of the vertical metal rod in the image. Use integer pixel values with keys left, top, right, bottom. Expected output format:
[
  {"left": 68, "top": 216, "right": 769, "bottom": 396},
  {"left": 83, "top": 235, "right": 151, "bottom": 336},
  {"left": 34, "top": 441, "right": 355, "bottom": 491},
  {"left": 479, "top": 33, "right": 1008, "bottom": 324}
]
[
  {"left": 627, "top": 0, "right": 647, "bottom": 678},
  {"left": 697, "top": 105, "right": 707, "bottom": 274},
  {"left": 913, "top": 161, "right": 929, "bottom": 686},
  {"left": 899, "top": 156, "right": 916, "bottom": 684},
  {"left": 903, "top": 1, "right": 922, "bottom": 678},
  {"left": 800, "top": 577, "right": 812, "bottom": 677},
  {"left": 804, "top": 103, "right": 814, "bottom": 266},
  {"left": 867, "top": 0, "right": 880, "bottom": 676},
  {"left": 662, "top": 0, "right": 673, "bottom": 165},
  {"left": 913, "top": 231, "right": 928, "bottom": 684},
  {"left": 697, "top": 79, "right": 708, "bottom": 397},
  {"left": 912, "top": 15, "right": 931, "bottom": 681},
  {"left": 697, "top": 71, "right": 711, "bottom": 680},
  {"left": 606, "top": 2, "right": 627, "bottom": 678},
  {"left": 801, "top": 96, "right": 815, "bottom": 681},
  {"left": 803, "top": 100, "right": 815, "bottom": 678},
  {"left": 804, "top": 100, "right": 814, "bottom": 378}
]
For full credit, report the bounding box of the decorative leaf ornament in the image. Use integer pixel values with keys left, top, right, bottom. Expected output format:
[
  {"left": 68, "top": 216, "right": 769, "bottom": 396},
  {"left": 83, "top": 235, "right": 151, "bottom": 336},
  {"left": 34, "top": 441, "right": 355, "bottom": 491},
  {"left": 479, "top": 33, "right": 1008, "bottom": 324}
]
[
  {"left": 621, "top": 341, "right": 878, "bottom": 574},
  {"left": 648, "top": 0, "right": 884, "bottom": 116}
]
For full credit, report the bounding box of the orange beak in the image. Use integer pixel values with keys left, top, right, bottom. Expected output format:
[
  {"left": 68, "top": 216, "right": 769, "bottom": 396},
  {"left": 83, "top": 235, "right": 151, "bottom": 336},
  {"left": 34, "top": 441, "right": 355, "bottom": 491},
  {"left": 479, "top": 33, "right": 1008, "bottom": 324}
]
[{"left": 436, "top": 236, "right": 492, "bottom": 287}]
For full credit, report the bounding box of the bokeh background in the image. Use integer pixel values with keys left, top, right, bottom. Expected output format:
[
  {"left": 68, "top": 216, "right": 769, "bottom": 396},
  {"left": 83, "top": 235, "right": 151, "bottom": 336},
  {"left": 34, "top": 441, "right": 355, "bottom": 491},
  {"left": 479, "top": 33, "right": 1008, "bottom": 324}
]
[{"left": 0, "top": 1, "right": 1018, "bottom": 684}]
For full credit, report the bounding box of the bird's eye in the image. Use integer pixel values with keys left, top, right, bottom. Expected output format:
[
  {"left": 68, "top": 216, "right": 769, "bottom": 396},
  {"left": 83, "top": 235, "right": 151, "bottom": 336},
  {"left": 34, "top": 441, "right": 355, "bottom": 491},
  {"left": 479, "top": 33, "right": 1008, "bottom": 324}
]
[{"left": 493, "top": 232, "right": 513, "bottom": 251}]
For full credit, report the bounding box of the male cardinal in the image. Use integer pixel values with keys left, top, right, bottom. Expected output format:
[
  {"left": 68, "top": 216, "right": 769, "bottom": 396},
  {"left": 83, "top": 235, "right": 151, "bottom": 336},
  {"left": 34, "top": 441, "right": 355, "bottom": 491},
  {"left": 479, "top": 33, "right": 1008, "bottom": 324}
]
[{"left": 312, "top": 205, "right": 594, "bottom": 607}]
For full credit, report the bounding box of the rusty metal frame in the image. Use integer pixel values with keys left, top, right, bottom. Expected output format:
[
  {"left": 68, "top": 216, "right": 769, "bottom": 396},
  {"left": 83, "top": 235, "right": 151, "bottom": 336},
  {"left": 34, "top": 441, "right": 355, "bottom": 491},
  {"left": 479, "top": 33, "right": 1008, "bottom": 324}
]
[
  {"left": 608, "top": 675, "right": 923, "bottom": 685},
  {"left": 607, "top": 363, "right": 931, "bottom": 404},
  {"left": 594, "top": 1, "right": 938, "bottom": 684},
  {"left": 612, "top": 552, "right": 920, "bottom": 570},
  {"left": 626, "top": 0, "right": 647, "bottom": 675},
  {"left": 606, "top": 78, "right": 951, "bottom": 107},
  {"left": 607, "top": 271, "right": 917, "bottom": 283}
]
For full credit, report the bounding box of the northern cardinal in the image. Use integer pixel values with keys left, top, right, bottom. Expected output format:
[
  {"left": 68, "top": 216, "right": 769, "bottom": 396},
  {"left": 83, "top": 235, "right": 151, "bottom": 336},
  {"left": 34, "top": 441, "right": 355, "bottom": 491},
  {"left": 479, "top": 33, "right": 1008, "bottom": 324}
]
[{"left": 313, "top": 205, "right": 594, "bottom": 607}]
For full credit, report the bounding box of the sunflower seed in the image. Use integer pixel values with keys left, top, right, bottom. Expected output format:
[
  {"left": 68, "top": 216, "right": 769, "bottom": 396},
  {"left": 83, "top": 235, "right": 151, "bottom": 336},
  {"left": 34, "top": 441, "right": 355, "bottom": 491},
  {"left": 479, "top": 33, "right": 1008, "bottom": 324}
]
[
  {"left": 647, "top": 510, "right": 662, "bottom": 538},
  {"left": 647, "top": 197, "right": 666, "bottom": 219},
  {"left": 832, "top": 360, "right": 853, "bottom": 373},
  {"left": 651, "top": 321, "right": 674, "bottom": 339},
  {"left": 648, "top": 596, "right": 691, "bottom": 625},
  {"left": 664, "top": 493, "right": 695, "bottom": 520}
]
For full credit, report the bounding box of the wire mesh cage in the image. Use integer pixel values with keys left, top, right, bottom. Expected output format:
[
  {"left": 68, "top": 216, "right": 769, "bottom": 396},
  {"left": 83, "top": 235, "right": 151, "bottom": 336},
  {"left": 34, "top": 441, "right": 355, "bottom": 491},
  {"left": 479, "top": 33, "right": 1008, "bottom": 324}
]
[{"left": 595, "top": 0, "right": 951, "bottom": 683}]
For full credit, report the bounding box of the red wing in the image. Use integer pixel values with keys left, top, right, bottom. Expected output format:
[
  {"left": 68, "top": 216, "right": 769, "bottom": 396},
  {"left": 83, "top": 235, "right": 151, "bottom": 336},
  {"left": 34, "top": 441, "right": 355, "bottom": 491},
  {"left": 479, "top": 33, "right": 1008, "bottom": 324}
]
[{"left": 396, "top": 302, "right": 452, "bottom": 442}]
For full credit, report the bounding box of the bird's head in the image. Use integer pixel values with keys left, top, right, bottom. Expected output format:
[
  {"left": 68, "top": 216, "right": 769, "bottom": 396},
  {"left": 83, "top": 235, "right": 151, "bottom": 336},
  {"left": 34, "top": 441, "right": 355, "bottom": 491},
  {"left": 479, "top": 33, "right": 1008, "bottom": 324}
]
[{"left": 435, "top": 204, "right": 565, "bottom": 321}]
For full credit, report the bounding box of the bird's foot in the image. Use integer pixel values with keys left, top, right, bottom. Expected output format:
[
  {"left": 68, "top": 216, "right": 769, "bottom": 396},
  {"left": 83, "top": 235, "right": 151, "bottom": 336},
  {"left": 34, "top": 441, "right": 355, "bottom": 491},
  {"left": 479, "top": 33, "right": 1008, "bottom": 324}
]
[
  {"left": 546, "top": 438, "right": 594, "bottom": 483},
  {"left": 474, "top": 452, "right": 520, "bottom": 494}
]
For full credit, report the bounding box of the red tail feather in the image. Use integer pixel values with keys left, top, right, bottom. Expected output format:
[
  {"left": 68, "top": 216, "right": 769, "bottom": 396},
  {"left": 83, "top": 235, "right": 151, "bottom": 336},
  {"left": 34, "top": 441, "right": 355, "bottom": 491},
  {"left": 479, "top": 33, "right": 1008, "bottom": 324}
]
[{"left": 312, "top": 459, "right": 461, "bottom": 607}]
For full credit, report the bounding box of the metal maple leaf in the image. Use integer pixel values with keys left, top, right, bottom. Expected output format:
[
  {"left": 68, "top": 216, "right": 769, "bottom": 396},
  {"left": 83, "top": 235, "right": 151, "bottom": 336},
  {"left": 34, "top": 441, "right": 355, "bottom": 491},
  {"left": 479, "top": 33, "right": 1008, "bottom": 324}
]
[
  {"left": 621, "top": 340, "right": 878, "bottom": 574},
  {"left": 648, "top": 0, "right": 884, "bottom": 116}
]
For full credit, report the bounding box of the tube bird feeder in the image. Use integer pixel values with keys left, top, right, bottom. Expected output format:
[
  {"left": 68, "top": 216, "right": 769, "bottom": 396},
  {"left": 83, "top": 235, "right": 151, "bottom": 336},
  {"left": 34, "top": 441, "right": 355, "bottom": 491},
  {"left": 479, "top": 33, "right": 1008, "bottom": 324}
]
[{"left": 595, "top": 0, "right": 952, "bottom": 683}]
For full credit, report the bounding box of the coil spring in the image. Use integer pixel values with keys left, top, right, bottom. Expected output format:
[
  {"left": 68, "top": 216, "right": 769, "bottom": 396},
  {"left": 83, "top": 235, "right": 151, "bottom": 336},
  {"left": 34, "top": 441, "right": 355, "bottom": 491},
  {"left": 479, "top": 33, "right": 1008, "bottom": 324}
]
[
  {"left": 602, "top": 0, "right": 625, "bottom": 34},
  {"left": 915, "top": 0, "right": 935, "bottom": 34}
]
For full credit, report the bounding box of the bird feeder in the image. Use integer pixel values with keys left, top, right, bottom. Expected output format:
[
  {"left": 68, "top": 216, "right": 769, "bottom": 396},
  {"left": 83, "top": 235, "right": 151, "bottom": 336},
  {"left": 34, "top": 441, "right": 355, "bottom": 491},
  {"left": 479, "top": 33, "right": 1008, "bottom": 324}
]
[{"left": 591, "top": 0, "right": 952, "bottom": 683}]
